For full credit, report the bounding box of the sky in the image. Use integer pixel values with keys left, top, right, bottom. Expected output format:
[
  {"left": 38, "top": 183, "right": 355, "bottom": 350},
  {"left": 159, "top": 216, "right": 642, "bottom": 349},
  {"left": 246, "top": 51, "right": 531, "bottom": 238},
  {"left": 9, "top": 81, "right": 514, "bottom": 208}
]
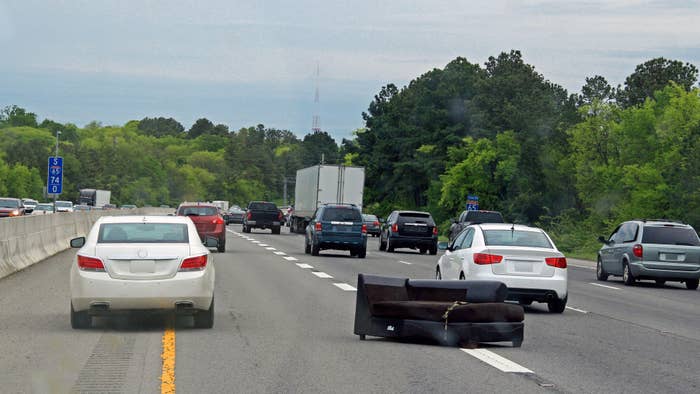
[{"left": 1, "top": 0, "right": 699, "bottom": 141}]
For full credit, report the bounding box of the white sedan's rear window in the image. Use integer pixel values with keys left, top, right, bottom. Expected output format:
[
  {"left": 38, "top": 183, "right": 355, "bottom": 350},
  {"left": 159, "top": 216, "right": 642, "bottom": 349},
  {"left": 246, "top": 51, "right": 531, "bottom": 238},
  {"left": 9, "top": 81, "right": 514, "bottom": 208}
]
[
  {"left": 483, "top": 230, "right": 553, "bottom": 249},
  {"left": 98, "top": 223, "right": 189, "bottom": 243}
]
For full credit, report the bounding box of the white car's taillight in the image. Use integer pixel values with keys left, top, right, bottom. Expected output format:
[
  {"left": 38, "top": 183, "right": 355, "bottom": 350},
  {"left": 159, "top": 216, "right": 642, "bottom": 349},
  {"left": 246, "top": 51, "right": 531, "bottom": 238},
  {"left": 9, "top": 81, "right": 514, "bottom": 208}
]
[
  {"left": 179, "top": 255, "right": 208, "bottom": 271},
  {"left": 545, "top": 257, "right": 567, "bottom": 269},
  {"left": 77, "top": 255, "right": 105, "bottom": 271}
]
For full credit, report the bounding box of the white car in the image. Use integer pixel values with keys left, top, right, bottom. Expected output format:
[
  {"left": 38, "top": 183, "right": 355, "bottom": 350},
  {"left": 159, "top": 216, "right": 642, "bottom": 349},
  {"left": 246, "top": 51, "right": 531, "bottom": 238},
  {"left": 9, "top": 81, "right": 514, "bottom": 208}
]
[
  {"left": 55, "top": 200, "right": 74, "bottom": 212},
  {"left": 33, "top": 203, "right": 55, "bottom": 214},
  {"left": 69, "top": 215, "right": 216, "bottom": 328},
  {"left": 436, "top": 223, "right": 568, "bottom": 313}
]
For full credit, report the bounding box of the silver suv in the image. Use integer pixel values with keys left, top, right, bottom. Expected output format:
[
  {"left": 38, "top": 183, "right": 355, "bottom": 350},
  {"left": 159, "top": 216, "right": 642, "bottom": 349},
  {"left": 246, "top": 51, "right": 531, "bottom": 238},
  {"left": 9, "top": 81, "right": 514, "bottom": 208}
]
[{"left": 597, "top": 219, "right": 700, "bottom": 289}]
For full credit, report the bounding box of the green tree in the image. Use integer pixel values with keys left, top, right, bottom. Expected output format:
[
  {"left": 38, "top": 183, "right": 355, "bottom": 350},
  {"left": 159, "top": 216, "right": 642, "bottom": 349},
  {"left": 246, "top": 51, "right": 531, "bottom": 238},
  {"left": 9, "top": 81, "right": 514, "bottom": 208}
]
[
  {"left": 137, "top": 117, "right": 185, "bottom": 137},
  {"left": 0, "top": 105, "right": 38, "bottom": 128},
  {"left": 616, "top": 57, "right": 698, "bottom": 108}
]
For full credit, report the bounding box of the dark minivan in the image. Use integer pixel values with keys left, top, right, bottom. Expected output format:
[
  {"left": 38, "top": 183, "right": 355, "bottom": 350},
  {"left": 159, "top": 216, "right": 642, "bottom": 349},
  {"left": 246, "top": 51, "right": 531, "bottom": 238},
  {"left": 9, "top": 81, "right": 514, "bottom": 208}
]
[{"left": 380, "top": 210, "right": 438, "bottom": 255}]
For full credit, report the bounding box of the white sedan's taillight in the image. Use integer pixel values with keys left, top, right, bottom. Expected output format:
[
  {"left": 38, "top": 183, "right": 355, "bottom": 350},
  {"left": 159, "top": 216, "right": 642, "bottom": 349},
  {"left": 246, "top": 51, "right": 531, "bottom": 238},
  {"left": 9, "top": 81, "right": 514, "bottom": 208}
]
[
  {"left": 77, "top": 255, "right": 105, "bottom": 272},
  {"left": 179, "top": 255, "right": 208, "bottom": 271}
]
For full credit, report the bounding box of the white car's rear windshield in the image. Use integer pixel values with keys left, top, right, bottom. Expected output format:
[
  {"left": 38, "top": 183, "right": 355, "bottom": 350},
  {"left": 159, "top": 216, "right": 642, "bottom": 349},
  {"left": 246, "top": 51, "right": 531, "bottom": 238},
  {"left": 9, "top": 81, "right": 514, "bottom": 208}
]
[
  {"left": 483, "top": 229, "right": 553, "bottom": 249},
  {"left": 98, "top": 223, "right": 189, "bottom": 243}
]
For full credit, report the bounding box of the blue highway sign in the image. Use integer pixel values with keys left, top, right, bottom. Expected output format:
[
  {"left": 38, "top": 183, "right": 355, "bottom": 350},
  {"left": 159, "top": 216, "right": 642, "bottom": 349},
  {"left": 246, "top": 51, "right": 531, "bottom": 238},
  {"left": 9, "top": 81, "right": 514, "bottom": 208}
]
[{"left": 47, "top": 156, "right": 63, "bottom": 195}]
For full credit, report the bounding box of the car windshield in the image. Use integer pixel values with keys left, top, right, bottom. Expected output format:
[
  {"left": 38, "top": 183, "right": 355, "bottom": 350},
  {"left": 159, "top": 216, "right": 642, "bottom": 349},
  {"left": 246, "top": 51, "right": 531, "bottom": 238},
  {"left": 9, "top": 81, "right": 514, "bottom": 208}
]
[
  {"left": 398, "top": 212, "right": 433, "bottom": 225},
  {"left": 179, "top": 206, "right": 217, "bottom": 216},
  {"left": 98, "top": 223, "right": 189, "bottom": 243},
  {"left": 642, "top": 226, "right": 700, "bottom": 246},
  {"left": 483, "top": 229, "right": 553, "bottom": 249},
  {"left": 35, "top": 205, "right": 52, "bottom": 211},
  {"left": 249, "top": 202, "right": 277, "bottom": 211},
  {"left": 0, "top": 199, "right": 19, "bottom": 208},
  {"left": 322, "top": 208, "right": 362, "bottom": 222},
  {"left": 465, "top": 212, "right": 504, "bottom": 223},
  {"left": 55, "top": 202, "right": 72, "bottom": 208},
  {"left": 363, "top": 214, "right": 378, "bottom": 222}
]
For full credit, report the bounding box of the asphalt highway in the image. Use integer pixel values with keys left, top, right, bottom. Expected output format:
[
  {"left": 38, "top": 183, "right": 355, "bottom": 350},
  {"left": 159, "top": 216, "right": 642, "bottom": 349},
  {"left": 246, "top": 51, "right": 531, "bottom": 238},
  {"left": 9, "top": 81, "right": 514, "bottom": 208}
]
[{"left": 0, "top": 225, "right": 698, "bottom": 393}]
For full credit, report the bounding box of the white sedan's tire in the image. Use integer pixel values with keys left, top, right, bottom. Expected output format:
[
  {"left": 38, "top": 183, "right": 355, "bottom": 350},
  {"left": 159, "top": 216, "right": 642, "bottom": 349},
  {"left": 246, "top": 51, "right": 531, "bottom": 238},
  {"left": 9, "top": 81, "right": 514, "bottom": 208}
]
[
  {"left": 194, "top": 297, "right": 214, "bottom": 329},
  {"left": 71, "top": 303, "right": 91, "bottom": 329}
]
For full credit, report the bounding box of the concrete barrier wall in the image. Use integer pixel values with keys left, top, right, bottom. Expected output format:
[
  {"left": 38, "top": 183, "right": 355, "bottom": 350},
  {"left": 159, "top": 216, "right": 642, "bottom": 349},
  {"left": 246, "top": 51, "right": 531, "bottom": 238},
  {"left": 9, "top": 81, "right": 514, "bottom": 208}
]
[{"left": 0, "top": 208, "right": 172, "bottom": 280}]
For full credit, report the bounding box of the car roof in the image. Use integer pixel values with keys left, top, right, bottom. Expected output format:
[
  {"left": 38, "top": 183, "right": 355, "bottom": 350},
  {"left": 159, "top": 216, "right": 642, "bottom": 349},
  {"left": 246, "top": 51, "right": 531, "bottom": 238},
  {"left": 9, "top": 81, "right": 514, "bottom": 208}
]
[
  {"left": 178, "top": 202, "right": 216, "bottom": 207},
  {"left": 0, "top": 197, "right": 21, "bottom": 201},
  {"left": 476, "top": 223, "right": 543, "bottom": 232},
  {"left": 628, "top": 219, "right": 689, "bottom": 227},
  {"left": 97, "top": 215, "right": 191, "bottom": 224}
]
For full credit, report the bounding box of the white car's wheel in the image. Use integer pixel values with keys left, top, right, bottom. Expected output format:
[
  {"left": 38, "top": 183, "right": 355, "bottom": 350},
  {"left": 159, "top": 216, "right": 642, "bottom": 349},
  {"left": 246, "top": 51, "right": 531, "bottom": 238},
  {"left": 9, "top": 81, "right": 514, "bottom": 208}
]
[
  {"left": 70, "top": 303, "right": 91, "bottom": 329},
  {"left": 194, "top": 297, "right": 214, "bottom": 329},
  {"left": 436, "top": 267, "right": 442, "bottom": 280}
]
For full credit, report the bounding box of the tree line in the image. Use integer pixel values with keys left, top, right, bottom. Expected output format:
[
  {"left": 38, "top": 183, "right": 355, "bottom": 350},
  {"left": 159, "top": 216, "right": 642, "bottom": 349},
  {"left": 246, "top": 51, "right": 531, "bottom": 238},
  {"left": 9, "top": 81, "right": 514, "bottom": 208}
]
[{"left": 1, "top": 51, "right": 698, "bottom": 257}]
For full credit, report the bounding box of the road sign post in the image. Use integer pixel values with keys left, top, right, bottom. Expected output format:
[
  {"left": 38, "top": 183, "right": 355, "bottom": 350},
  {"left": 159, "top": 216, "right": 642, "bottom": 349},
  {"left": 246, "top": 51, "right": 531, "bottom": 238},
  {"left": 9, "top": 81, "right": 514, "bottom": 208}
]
[{"left": 47, "top": 157, "right": 63, "bottom": 211}]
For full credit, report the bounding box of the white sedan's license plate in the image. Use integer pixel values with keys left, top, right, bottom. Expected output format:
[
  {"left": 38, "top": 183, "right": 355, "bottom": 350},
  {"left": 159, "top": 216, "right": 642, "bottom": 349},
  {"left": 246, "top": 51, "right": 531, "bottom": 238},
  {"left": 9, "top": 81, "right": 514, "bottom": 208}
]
[
  {"left": 130, "top": 260, "right": 156, "bottom": 273},
  {"left": 513, "top": 262, "right": 533, "bottom": 272}
]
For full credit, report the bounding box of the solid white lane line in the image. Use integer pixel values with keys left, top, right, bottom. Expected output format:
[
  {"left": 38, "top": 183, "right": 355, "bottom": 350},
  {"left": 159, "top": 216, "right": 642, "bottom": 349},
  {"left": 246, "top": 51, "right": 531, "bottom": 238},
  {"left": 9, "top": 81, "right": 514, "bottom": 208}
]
[
  {"left": 312, "top": 272, "right": 333, "bottom": 279},
  {"left": 296, "top": 263, "right": 314, "bottom": 269},
  {"left": 589, "top": 282, "right": 620, "bottom": 290},
  {"left": 398, "top": 260, "right": 412, "bottom": 265},
  {"left": 566, "top": 306, "right": 588, "bottom": 314},
  {"left": 461, "top": 349, "right": 533, "bottom": 373},
  {"left": 265, "top": 247, "right": 276, "bottom": 250},
  {"left": 283, "top": 256, "right": 298, "bottom": 261},
  {"left": 273, "top": 251, "right": 286, "bottom": 255},
  {"left": 569, "top": 264, "right": 595, "bottom": 270},
  {"left": 333, "top": 283, "right": 357, "bottom": 291}
]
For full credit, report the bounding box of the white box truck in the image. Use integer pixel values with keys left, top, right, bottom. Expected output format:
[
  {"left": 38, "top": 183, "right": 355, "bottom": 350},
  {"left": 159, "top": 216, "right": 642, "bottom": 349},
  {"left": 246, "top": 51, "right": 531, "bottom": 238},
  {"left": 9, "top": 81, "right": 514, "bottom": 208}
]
[
  {"left": 78, "top": 189, "right": 111, "bottom": 208},
  {"left": 212, "top": 200, "right": 229, "bottom": 212},
  {"left": 289, "top": 165, "right": 365, "bottom": 233}
]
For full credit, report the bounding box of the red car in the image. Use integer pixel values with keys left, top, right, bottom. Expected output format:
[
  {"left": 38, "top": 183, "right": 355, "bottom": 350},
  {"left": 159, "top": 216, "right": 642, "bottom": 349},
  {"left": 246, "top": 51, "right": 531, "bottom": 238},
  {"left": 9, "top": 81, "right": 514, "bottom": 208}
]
[
  {"left": 177, "top": 202, "right": 226, "bottom": 252},
  {"left": 0, "top": 198, "right": 26, "bottom": 218}
]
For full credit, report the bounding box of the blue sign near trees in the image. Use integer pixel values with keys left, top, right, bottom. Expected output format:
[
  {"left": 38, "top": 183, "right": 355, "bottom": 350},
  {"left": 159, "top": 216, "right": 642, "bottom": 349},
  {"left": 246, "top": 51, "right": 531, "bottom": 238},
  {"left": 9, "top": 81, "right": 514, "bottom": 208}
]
[
  {"left": 466, "top": 195, "right": 479, "bottom": 211},
  {"left": 47, "top": 156, "right": 63, "bottom": 195}
]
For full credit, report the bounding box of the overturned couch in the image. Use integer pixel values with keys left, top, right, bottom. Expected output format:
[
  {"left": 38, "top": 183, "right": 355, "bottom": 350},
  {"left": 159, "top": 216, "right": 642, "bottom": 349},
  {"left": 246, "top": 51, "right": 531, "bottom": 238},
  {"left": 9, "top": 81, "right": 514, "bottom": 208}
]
[{"left": 353, "top": 274, "right": 524, "bottom": 347}]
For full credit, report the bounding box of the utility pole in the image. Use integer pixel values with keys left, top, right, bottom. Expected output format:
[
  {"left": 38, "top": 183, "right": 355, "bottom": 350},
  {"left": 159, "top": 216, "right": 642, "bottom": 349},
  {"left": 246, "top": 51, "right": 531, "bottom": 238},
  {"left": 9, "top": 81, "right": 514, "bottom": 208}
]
[{"left": 283, "top": 176, "right": 288, "bottom": 206}]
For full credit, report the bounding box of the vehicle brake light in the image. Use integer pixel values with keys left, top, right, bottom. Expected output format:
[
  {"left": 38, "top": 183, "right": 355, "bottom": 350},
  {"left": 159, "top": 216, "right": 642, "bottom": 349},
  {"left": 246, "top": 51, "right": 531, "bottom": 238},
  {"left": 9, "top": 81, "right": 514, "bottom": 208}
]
[
  {"left": 246, "top": 212, "right": 252, "bottom": 220},
  {"left": 473, "top": 253, "right": 503, "bottom": 265},
  {"left": 278, "top": 211, "right": 283, "bottom": 220},
  {"left": 362, "top": 224, "right": 367, "bottom": 234},
  {"left": 432, "top": 226, "right": 438, "bottom": 235},
  {"left": 315, "top": 222, "right": 322, "bottom": 231},
  {"left": 632, "top": 244, "right": 643, "bottom": 258},
  {"left": 373, "top": 221, "right": 379, "bottom": 226},
  {"left": 391, "top": 223, "right": 398, "bottom": 232},
  {"left": 545, "top": 257, "right": 567, "bottom": 269},
  {"left": 77, "top": 255, "right": 105, "bottom": 271},
  {"left": 180, "top": 255, "right": 208, "bottom": 271},
  {"left": 212, "top": 217, "right": 224, "bottom": 225}
]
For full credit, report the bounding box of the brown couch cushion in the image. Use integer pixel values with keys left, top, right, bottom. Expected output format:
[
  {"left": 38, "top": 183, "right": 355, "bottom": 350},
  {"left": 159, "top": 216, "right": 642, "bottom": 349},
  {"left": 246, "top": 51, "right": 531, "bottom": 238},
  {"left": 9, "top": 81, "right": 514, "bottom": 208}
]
[
  {"left": 408, "top": 287, "right": 467, "bottom": 302},
  {"left": 372, "top": 301, "right": 524, "bottom": 323}
]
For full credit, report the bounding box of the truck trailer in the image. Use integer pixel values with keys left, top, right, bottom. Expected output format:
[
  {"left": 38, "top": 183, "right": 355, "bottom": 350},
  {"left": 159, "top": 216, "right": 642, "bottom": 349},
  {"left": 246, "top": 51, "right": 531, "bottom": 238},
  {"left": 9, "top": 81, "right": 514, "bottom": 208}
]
[
  {"left": 78, "top": 189, "right": 111, "bottom": 208},
  {"left": 289, "top": 165, "right": 365, "bottom": 233}
]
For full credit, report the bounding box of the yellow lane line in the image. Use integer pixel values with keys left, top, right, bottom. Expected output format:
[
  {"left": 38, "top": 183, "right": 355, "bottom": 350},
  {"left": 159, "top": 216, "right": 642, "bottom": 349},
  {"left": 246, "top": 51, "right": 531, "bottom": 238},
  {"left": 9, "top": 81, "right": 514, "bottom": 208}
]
[{"left": 161, "top": 319, "right": 176, "bottom": 394}]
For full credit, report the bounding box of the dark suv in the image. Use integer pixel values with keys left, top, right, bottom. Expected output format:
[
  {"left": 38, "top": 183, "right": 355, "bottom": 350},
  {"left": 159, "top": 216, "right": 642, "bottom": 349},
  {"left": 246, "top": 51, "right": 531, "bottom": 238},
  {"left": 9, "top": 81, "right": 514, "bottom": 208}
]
[
  {"left": 380, "top": 210, "right": 438, "bottom": 254},
  {"left": 597, "top": 219, "right": 700, "bottom": 289},
  {"left": 177, "top": 202, "right": 226, "bottom": 252},
  {"left": 305, "top": 204, "right": 367, "bottom": 258},
  {"left": 448, "top": 210, "right": 504, "bottom": 243},
  {"left": 242, "top": 201, "right": 282, "bottom": 234}
]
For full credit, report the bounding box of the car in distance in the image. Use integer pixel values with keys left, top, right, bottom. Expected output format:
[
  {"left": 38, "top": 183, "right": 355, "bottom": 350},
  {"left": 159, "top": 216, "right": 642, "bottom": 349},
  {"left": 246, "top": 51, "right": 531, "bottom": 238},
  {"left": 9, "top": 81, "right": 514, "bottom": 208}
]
[
  {"left": 0, "top": 198, "right": 25, "bottom": 217},
  {"left": 362, "top": 214, "right": 381, "bottom": 237},
  {"left": 74, "top": 204, "right": 91, "bottom": 212},
  {"left": 69, "top": 215, "right": 216, "bottom": 329},
  {"left": 177, "top": 202, "right": 226, "bottom": 253},
  {"left": 120, "top": 204, "right": 137, "bottom": 210},
  {"left": 379, "top": 210, "right": 438, "bottom": 254},
  {"left": 305, "top": 204, "right": 367, "bottom": 257},
  {"left": 448, "top": 210, "right": 504, "bottom": 243},
  {"left": 436, "top": 223, "right": 568, "bottom": 313},
  {"left": 55, "top": 200, "right": 74, "bottom": 212},
  {"left": 22, "top": 198, "right": 38, "bottom": 214},
  {"left": 33, "top": 203, "right": 55, "bottom": 215},
  {"left": 102, "top": 203, "right": 117, "bottom": 210},
  {"left": 242, "top": 201, "right": 282, "bottom": 234},
  {"left": 597, "top": 219, "right": 700, "bottom": 290},
  {"left": 224, "top": 206, "right": 245, "bottom": 224}
]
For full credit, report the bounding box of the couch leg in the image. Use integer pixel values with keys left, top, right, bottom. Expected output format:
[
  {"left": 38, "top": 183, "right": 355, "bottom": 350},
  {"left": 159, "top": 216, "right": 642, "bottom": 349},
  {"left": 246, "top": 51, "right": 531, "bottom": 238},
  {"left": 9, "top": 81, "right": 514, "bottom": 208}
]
[
  {"left": 359, "top": 334, "right": 366, "bottom": 340},
  {"left": 512, "top": 339, "right": 523, "bottom": 348}
]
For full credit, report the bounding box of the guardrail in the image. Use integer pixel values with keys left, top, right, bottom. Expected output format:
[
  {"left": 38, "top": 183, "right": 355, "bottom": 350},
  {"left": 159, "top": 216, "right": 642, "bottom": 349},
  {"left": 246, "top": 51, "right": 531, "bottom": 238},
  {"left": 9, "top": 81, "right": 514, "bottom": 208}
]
[{"left": 0, "top": 208, "right": 172, "bottom": 280}]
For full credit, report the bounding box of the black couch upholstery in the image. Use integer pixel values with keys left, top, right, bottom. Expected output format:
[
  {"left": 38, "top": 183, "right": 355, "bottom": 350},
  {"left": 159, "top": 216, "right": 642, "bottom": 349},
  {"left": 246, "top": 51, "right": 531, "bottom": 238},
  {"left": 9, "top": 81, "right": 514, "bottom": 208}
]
[{"left": 353, "top": 274, "right": 524, "bottom": 347}]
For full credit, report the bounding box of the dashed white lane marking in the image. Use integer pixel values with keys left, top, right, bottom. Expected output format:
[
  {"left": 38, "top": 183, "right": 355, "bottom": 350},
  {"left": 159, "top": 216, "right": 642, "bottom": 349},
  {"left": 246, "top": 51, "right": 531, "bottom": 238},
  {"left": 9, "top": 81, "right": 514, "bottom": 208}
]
[
  {"left": 569, "top": 264, "right": 595, "bottom": 270},
  {"left": 296, "top": 263, "right": 314, "bottom": 269},
  {"left": 589, "top": 282, "right": 620, "bottom": 290},
  {"left": 333, "top": 283, "right": 357, "bottom": 291},
  {"left": 265, "top": 247, "right": 276, "bottom": 250},
  {"left": 283, "top": 256, "right": 298, "bottom": 261},
  {"left": 398, "top": 260, "right": 412, "bottom": 265},
  {"left": 251, "top": 241, "right": 261, "bottom": 244},
  {"left": 566, "top": 306, "right": 588, "bottom": 314},
  {"left": 461, "top": 348, "right": 533, "bottom": 373},
  {"left": 273, "top": 251, "right": 286, "bottom": 255},
  {"left": 258, "top": 243, "right": 269, "bottom": 247},
  {"left": 311, "top": 272, "right": 333, "bottom": 279}
]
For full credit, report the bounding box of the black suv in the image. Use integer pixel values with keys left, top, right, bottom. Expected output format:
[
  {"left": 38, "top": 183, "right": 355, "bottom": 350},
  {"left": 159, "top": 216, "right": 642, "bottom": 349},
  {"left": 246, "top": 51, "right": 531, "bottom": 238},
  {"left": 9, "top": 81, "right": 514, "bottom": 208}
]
[
  {"left": 242, "top": 201, "right": 283, "bottom": 234},
  {"left": 379, "top": 210, "right": 438, "bottom": 254},
  {"left": 305, "top": 204, "right": 367, "bottom": 257},
  {"left": 448, "top": 210, "right": 504, "bottom": 243},
  {"left": 597, "top": 219, "right": 700, "bottom": 289}
]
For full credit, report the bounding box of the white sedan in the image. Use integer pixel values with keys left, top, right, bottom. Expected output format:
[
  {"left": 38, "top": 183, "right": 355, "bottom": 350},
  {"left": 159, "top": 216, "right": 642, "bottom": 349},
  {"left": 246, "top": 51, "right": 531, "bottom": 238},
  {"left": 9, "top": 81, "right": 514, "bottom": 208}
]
[
  {"left": 436, "top": 223, "right": 568, "bottom": 313},
  {"left": 69, "top": 215, "right": 216, "bottom": 328}
]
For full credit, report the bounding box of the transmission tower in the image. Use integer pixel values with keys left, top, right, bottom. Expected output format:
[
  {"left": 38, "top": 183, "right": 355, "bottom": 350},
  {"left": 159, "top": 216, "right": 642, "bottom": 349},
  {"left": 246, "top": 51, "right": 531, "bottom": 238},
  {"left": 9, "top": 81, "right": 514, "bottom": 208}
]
[{"left": 312, "top": 62, "right": 321, "bottom": 133}]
